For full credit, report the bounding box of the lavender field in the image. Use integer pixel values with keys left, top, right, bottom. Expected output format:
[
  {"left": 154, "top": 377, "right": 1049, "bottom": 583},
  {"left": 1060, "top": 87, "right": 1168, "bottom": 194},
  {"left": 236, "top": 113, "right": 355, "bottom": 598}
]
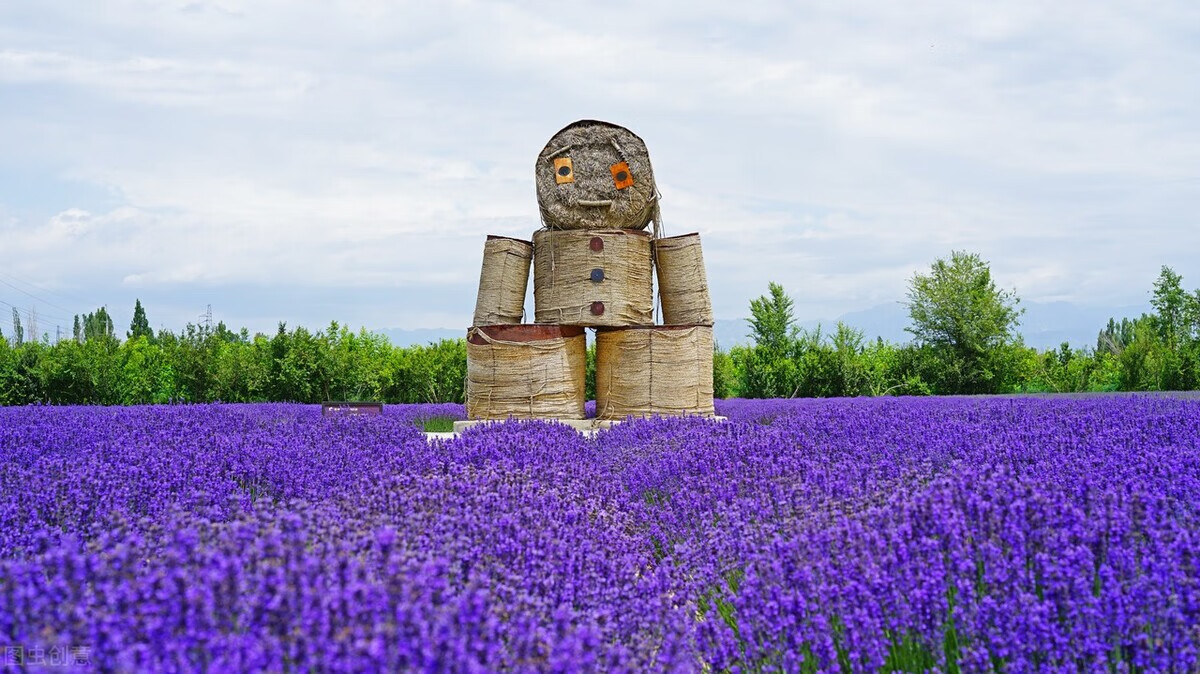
[{"left": 2, "top": 397, "right": 1199, "bottom": 672}]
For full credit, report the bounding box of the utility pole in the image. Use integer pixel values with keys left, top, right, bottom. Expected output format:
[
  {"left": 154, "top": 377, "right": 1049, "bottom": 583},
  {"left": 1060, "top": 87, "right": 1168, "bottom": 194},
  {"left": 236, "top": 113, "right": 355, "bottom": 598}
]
[{"left": 200, "top": 304, "right": 213, "bottom": 332}]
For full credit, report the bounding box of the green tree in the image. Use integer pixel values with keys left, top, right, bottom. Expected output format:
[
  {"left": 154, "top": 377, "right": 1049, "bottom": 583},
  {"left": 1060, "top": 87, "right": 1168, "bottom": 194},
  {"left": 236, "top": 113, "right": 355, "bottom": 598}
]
[
  {"left": 748, "top": 282, "right": 797, "bottom": 352},
  {"left": 80, "top": 307, "right": 116, "bottom": 343},
  {"left": 128, "top": 299, "right": 154, "bottom": 341},
  {"left": 33, "top": 339, "right": 95, "bottom": 404},
  {"left": 1150, "top": 266, "right": 1187, "bottom": 350},
  {"left": 11, "top": 308, "right": 23, "bottom": 347},
  {"left": 1185, "top": 289, "right": 1200, "bottom": 344},
  {"left": 737, "top": 282, "right": 804, "bottom": 398},
  {"left": 904, "top": 251, "right": 1024, "bottom": 394},
  {"left": 712, "top": 346, "right": 736, "bottom": 399},
  {"left": 119, "top": 337, "right": 173, "bottom": 404},
  {"left": 1096, "top": 317, "right": 1140, "bottom": 355}
]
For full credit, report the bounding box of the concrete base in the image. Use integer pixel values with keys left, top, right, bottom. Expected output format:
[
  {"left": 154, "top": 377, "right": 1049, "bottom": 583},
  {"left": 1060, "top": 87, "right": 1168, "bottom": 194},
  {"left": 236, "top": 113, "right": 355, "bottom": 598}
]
[
  {"left": 422, "top": 416, "right": 726, "bottom": 441},
  {"left": 452, "top": 418, "right": 616, "bottom": 433},
  {"left": 424, "top": 432, "right": 459, "bottom": 441}
]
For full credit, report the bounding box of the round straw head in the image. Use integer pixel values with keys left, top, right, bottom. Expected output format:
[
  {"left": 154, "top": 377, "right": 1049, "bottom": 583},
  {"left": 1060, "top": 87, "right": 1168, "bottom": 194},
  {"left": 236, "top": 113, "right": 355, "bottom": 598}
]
[{"left": 535, "top": 120, "right": 659, "bottom": 231}]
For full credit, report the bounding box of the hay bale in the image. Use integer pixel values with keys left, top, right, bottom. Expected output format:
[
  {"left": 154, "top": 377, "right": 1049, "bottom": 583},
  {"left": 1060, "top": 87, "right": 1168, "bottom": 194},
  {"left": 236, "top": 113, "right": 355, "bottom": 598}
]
[
  {"left": 472, "top": 235, "right": 532, "bottom": 326},
  {"left": 466, "top": 325, "right": 586, "bottom": 420},
  {"left": 654, "top": 233, "right": 713, "bottom": 326},
  {"left": 535, "top": 120, "right": 660, "bottom": 231},
  {"left": 594, "top": 325, "right": 715, "bottom": 420},
  {"left": 533, "top": 229, "right": 653, "bottom": 327}
]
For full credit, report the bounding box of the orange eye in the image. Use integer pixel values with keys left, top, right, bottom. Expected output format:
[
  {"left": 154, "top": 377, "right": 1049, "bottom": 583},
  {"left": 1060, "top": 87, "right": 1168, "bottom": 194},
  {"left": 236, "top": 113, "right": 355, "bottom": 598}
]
[
  {"left": 610, "top": 161, "right": 633, "bottom": 190},
  {"left": 553, "top": 158, "right": 574, "bottom": 184}
]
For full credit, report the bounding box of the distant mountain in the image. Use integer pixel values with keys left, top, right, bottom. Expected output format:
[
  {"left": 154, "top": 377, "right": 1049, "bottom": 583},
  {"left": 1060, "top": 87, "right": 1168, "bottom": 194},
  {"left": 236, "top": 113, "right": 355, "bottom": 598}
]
[
  {"left": 1017, "top": 301, "right": 1149, "bottom": 351},
  {"left": 379, "top": 302, "right": 1150, "bottom": 352}
]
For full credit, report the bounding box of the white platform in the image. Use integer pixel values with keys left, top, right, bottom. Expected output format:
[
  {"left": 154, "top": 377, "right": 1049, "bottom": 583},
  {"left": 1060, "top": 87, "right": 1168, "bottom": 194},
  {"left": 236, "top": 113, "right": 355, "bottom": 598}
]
[{"left": 422, "top": 416, "right": 726, "bottom": 441}]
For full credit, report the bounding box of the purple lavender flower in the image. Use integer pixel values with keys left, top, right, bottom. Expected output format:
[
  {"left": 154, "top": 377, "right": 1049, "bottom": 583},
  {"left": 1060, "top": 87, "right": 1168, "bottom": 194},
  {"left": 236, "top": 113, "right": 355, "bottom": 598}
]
[{"left": 0, "top": 396, "right": 1197, "bottom": 670}]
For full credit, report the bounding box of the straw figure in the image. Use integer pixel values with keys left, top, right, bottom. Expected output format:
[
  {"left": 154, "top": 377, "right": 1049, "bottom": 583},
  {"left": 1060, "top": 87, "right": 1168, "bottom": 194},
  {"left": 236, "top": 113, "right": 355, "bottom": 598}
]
[{"left": 464, "top": 119, "right": 715, "bottom": 422}]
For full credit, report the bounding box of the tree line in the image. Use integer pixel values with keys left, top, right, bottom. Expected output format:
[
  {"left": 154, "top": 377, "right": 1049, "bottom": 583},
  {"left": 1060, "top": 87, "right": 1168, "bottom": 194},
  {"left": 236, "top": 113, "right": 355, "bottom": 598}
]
[
  {"left": 1, "top": 253, "right": 1198, "bottom": 405},
  {"left": 724, "top": 253, "right": 1200, "bottom": 398},
  {"left": 0, "top": 301, "right": 466, "bottom": 405}
]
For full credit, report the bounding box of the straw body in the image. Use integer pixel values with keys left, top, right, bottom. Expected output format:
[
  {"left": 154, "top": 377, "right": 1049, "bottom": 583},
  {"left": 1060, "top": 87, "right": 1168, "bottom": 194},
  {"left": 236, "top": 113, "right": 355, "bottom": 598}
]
[
  {"left": 533, "top": 229, "right": 653, "bottom": 327},
  {"left": 472, "top": 236, "right": 532, "bottom": 326},
  {"left": 594, "top": 325, "right": 715, "bottom": 420},
  {"left": 654, "top": 233, "right": 714, "bottom": 326},
  {"left": 465, "top": 325, "right": 587, "bottom": 420}
]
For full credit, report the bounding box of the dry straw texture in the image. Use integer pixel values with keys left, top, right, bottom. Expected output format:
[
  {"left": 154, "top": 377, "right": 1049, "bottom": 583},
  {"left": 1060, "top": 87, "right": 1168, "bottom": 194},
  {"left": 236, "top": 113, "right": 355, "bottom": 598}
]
[
  {"left": 654, "top": 233, "right": 714, "bottom": 326},
  {"left": 535, "top": 120, "right": 660, "bottom": 231},
  {"left": 472, "top": 236, "right": 532, "bottom": 326},
  {"left": 533, "top": 229, "right": 653, "bottom": 327},
  {"left": 595, "top": 326, "right": 715, "bottom": 420},
  {"left": 466, "top": 326, "right": 586, "bottom": 420}
]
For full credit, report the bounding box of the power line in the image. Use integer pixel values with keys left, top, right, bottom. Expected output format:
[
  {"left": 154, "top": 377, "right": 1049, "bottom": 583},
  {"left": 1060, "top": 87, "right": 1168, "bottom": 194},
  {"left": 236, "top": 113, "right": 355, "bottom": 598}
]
[
  {"left": 0, "top": 270, "right": 95, "bottom": 308},
  {"left": 0, "top": 275, "right": 78, "bottom": 314},
  {"left": 0, "top": 297, "right": 71, "bottom": 323}
]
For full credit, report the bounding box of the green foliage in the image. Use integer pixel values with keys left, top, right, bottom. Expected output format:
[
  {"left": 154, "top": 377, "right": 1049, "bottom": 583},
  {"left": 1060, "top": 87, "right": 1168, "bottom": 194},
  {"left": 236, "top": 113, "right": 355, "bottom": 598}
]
[
  {"left": 585, "top": 341, "right": 597, "bottom": 402},
  {"left": 1090, "top": 267, "right": 1200, "bottom": 392},
  {"left": 1151, "top": 266, "right": 1187, "bottom": 349},
  {"left": 904, "top": 251, "right": 1025, "bottom": 394},
  {"left": 747, "top": 281, "right": 796, "bottom": 353},
  {"left": 5, "top": 263, "right": 1200, "bottom": 406},
  {"left": 78, "top": 306, "right": 116, "bottom": 343},
  {"left": 0, "top": 316, "right": 469, "bottom": 406},
  {"left": 120, "top": 336, "right": 174, "bottom": 404},
  {"left": 712, "top": 346, "right": 736, "bottom": 399},
  {"left": 734, "top": 312, "right": 897, "bottom": 399},
  {"left": 1017, "top": 343, "right": 1121, "bottom": 394},
  {"left": 11, "top": 308, "right": 23, "bottom": 347},
  {"left": 420, "top": 416, "right": 456, "bottom": 432},
  {"left": 127, "top": 299, "right": 154, "bottom": 342},
  {"left": 730, "top": 262, "right": 1200, "bottom": 400},
  {"left": 378, "top": 338, "right": 465, "bottom": 405},
  {"left": 883, "top": 632, "right": 939, "bottom": 672},
  {"left": 1096, "top": 317, "right": 1140, "bottom": 355}
]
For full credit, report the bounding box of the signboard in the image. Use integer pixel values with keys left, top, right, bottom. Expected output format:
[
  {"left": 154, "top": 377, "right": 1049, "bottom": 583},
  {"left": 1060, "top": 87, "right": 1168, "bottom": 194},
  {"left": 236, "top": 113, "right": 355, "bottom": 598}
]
[{"left": 321, "top": 402, "right": 384, "bottom": 417}]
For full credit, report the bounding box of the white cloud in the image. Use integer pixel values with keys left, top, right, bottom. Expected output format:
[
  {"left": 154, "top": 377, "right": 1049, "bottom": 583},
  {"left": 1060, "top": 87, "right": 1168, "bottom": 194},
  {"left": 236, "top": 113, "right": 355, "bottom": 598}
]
[
  {"left": 0, "top": 0, "right": 1197, "bottom": 334},
  {"left": 0, "top": 50, "right": 314, "bottom": 110}
]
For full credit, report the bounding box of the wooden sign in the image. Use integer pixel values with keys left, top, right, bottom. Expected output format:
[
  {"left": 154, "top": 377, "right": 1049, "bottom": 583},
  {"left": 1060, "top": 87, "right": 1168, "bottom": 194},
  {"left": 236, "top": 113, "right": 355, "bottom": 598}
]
[{"left": 321, "top": 402, "right": 384, "bottom": 417}]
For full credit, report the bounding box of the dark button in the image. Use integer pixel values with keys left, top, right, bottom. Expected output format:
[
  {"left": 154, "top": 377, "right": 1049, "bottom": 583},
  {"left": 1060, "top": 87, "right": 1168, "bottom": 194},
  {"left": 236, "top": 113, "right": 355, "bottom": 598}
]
[
  {"left": 615, "top": 171, "right": 628, "bottom": 182},
  {"left": 558, "top": 166, "right": 571, "bottom": 177},
  {"left": 589, "top": 236, "right": 604, "bottom": 252},
  {"left": 590, "top": 268, "right": 605, "bottom": 282},
  {"left": 590, "top": 302, "right": 605, "bottom": 316}
]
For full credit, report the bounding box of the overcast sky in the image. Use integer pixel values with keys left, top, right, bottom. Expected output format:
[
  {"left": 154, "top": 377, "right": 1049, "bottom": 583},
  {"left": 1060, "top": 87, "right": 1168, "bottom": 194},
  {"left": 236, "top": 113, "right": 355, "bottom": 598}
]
[{"left": 2, "top": 1, "right": 1198, "bottom": 341}]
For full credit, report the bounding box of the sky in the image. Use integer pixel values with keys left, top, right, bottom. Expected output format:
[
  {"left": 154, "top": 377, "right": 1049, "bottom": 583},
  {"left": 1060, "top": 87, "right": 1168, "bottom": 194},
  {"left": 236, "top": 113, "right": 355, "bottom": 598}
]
[{"left": 2, "top": 1, "right": 1198, "bottom": 344}]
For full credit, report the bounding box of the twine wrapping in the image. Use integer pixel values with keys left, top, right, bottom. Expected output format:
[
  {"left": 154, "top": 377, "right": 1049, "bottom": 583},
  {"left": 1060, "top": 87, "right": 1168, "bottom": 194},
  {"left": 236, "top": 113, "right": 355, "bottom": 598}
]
[
  {"left": 535, "top": 120, "right": 659, "bottom": 231},
  {"left": 533, "top": 229, "right": 653, "bottom": 327},
  {"left": 472, "top": 236, "right": 532, "bottom": 326},
  {"left": 465, "top": 326, "right": 586, "bottom": 420},
  {"left": 595, "top": 326, "right": 715, "bottom": 420},
  {"left": 654, "top": 233, "right": 714, "bottom": 326}
]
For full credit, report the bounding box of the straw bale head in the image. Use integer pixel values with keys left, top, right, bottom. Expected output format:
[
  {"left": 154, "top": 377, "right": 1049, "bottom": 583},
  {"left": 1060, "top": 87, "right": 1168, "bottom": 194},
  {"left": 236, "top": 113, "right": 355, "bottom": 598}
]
[{"left": 535, "top": 120, "right": 659, "bottom": 231}]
